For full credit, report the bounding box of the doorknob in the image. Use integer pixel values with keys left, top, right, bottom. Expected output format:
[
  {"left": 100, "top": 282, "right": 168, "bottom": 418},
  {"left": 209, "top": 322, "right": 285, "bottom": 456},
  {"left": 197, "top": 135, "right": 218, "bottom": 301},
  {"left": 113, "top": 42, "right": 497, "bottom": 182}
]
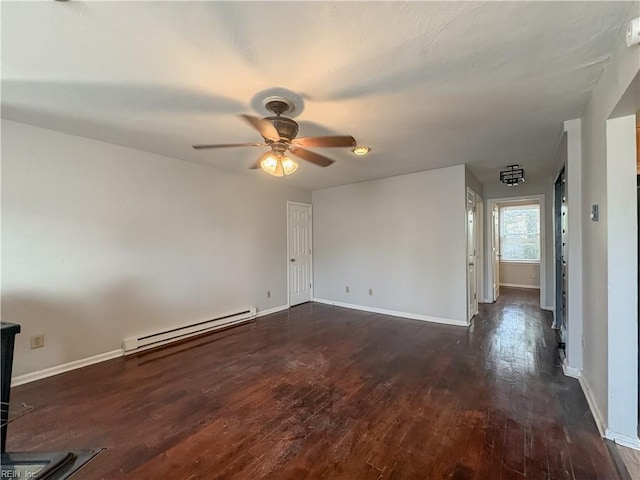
[{"left": 290, "top": 258, "right": 295, "bottom": 262}]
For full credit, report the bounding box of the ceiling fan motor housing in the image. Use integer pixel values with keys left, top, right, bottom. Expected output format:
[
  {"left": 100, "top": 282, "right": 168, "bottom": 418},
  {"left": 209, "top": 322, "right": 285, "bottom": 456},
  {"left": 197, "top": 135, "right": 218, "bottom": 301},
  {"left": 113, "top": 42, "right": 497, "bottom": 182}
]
[{"left": 266, "top": 116, "right": 299, "bottom": 142}]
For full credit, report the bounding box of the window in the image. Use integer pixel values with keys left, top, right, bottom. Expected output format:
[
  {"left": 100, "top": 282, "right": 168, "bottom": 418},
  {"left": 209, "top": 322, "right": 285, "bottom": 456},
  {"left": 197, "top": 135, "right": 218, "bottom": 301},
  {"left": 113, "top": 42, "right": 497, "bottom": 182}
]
[{"left": 500, "top": 204, "right": 540, "bottom": 262}]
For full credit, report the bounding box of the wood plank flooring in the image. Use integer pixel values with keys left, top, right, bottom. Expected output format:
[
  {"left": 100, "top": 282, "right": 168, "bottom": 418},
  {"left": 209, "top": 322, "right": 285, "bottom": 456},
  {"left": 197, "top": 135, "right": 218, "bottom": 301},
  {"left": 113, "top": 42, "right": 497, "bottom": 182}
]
[
  {"left": 6, "top": 288, "right": 620, "bottom": 479},
  {"left": 616, "top": 444, "right": 640, "bottom": 479}
]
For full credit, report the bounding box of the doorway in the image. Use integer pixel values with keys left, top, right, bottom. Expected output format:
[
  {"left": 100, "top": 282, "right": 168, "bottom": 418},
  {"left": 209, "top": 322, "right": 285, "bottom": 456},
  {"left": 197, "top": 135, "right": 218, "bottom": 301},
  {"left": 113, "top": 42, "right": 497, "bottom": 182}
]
[
  {"left": 486, "top": 195, "right": 546, "bottom": 308},
  {"left": 287, "top": 201, "right": 313, "bottom": 306},
  {"left": 554, "top": 169, "right": 567, "bottom": 340}
]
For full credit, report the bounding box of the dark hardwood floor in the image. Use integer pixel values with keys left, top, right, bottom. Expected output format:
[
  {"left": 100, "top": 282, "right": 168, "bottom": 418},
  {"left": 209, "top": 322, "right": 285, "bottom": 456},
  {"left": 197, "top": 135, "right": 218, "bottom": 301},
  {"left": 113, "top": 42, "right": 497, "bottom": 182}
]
[{"left": 7, "top": 288, "right": 619, "bottom": 479}]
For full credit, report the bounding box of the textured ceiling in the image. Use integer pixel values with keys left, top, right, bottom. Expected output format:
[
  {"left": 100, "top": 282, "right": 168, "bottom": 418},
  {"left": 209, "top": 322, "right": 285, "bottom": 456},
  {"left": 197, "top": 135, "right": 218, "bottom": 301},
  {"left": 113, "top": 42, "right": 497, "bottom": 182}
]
[{"left": 1, "top": 1, "right": 633, "bottom": 190}]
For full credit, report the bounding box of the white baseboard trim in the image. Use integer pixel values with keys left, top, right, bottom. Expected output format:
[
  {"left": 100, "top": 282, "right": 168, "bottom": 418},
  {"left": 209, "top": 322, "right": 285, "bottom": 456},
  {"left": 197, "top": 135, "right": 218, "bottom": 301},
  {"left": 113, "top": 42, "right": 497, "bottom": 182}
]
[
  {"left": 562, "top": 361, "right": 581, "bottom": 379},
  {"left": 10, "top": 307, "right": 290, "bottom": 388},
  {"left": 605, "top": 430, "right": 640, "bottom": 450},
  {"left": 578, "top": 374, "right": 607, "bottom": 438},
  {"left": 11, "top": 349, "right": 123, "bottom": 387},
  {"left": 499, "top": 283, "right": 540, "bottom": 289},
  {"left": 313, "top": 298, "right": 468, "bottom": 327},
  {"left": 256, "top": 305, "right": 289, "bottom": 317},
  {"left": 541, "top": 305, "right": 554, "bottom": 312}
]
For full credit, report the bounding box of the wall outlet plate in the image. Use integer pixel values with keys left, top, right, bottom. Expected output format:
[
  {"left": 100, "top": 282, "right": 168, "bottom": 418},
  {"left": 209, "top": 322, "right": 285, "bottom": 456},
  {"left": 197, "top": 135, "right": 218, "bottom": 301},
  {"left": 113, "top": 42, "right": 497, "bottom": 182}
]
[{"left": 30, "top": 334, "right": 44, "bottom": 349}]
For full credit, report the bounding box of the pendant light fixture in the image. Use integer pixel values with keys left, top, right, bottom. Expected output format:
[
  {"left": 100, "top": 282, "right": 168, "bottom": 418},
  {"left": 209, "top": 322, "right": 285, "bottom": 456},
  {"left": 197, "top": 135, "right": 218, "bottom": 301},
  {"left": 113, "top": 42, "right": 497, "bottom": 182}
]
[{"left": 500, "top": 164, "right": 525, "bottom": 186}]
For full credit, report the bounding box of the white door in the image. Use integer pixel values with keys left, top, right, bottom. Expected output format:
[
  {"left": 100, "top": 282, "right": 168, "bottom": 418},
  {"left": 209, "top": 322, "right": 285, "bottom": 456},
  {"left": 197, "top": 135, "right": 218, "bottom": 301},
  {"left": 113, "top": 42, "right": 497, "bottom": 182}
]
[
  {"left": 476, "top": 196, "right": 484, "bottom": 303},
  {"left": 492, "top": 204, "right": 501, "bottom": 301},
  {"left": 467, "top": 189, "right": 478, "bottom": 320},
  {"left": 288, "top": 202, "right": 312, "bottom": 306}
]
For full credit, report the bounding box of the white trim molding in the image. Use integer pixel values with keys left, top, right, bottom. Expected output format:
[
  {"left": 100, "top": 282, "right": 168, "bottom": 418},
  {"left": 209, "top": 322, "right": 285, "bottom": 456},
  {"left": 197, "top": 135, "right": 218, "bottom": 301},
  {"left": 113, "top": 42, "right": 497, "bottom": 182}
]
[
  {"left": 10, "top": 306, "right": 291, "bottom": 388},
  {"left": 11, "top": 349, "right": 123, "bottom": 387},
  {"left": 256, "top": 305, "right": 289, "bottom": 317},
  {"left": 605, "top": 430, "right": 640, "bottom": 450},
  {"left": 499, "top": 283, "right": 541, "bottom": 289},
  {"left": 562, "top": 362, "right": 581, "bottom": 379},
  {"left": 313, "top": 298, "right": 468, "bottom": 327},
  {"left": 579, "top": 374, "right": 607, "bottom": 438}
]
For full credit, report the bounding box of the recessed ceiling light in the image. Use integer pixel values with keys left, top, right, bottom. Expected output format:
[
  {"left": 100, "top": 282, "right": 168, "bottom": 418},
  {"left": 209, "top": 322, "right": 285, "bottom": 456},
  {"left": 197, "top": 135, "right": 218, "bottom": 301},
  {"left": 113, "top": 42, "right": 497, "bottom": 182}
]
[{"left": 352, "top": 146, "right": 371, "bottom": 156}]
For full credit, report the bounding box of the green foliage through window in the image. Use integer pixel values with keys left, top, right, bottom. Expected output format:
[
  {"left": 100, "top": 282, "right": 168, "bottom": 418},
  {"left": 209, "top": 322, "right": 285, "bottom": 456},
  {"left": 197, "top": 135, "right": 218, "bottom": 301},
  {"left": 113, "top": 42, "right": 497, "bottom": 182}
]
[{"left": 500, "top": 205, "right": 540, "bottom": 262}]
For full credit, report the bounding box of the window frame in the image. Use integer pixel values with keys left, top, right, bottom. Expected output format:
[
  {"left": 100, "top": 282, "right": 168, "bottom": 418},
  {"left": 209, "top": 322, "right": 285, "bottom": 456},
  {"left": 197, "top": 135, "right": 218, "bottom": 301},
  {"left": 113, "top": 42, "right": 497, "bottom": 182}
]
[{"left": 499, "top": 204, "right": 541, "bottom": 264}]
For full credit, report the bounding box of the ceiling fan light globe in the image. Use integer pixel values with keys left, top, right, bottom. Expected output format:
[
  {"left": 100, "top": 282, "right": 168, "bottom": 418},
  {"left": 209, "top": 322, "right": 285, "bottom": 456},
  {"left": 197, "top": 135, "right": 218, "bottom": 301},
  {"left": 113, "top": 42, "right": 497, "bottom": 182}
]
[
  {"left": 281, "top": 156, "right": 298, "bottom": 175},
  {"left": 273, "top": 160, "right": 284, "bottom": 177},
  {"left": 260, "top": 153, "right": 279, "bottom": 175}
]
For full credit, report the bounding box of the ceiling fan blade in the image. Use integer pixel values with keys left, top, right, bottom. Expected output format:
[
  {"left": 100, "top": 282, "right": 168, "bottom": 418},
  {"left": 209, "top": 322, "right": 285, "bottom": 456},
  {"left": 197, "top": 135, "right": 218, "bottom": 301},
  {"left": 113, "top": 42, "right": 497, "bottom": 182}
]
[
  {"left": 249, "top": 151, "right": 274, "bottom": 170},
  {"left": 249, "top": 158, "right": 262, "bottom": 169},
  {"left": 192, "top": 142, "right": 265, "bottom": 150},
  {"left": 239, "top": 114, "right": 280, "bottom": 142},
  {"left": 291, "top": 136, "right": 357, "bottom": 148},
  {"left": 289, "top": 147, "right": 335, "bottom": 167}
]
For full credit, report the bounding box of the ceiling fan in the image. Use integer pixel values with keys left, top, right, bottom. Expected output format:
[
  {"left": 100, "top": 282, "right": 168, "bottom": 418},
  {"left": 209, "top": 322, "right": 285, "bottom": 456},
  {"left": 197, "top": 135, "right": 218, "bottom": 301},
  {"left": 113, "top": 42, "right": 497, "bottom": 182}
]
[{"left": 192, "top": 96, "right": 357, "bottom": 176}]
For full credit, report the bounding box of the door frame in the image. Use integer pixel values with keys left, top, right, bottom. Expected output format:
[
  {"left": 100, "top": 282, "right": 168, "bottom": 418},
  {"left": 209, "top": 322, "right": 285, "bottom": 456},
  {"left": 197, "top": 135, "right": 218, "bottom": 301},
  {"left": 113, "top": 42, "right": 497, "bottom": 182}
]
[
  {"left": 476, "top": 195, "right": 485, "bottom": 304},
  {"left": 491, "top": 203, "right": 500, "bottom": 302},
  {"left": 485, "top": 194, "right": 547, "bottom": 308},
  {"left": 286, "top": 201, "right": 313, "bottom": 307},
  {"left": 466, "top": 187, "right": 479, "bottom": 321}
]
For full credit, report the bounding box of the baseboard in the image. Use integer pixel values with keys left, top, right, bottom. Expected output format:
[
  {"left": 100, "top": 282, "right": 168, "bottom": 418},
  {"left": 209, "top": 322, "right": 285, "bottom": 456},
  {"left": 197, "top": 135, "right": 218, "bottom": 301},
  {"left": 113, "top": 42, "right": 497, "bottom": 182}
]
[
  {"left": 11, "top": 349, "right": 123, "bottom": 387},
  {"left": 562, "top": 361, "right": 581, "bottom": 379},
  {"left": 499, "top": 283, "right": 540, "bottom": 289},
  {"left": 10, "top": 307, "right": 289, "bottom": 387},
  {"left": 256, "top": 305, "right": 289, "bottom": 317},
  {"left": 541, "top": 305, "right": 554, "bottom": 311},
  {"left": 313, "top": 298, "right": 468, "bottom": 327},
  {"left": 578, "top": 374, "right": 607, "bottom": 438},
  {"left": 605, "top": 430, "right": 640, "bottom": 450}
]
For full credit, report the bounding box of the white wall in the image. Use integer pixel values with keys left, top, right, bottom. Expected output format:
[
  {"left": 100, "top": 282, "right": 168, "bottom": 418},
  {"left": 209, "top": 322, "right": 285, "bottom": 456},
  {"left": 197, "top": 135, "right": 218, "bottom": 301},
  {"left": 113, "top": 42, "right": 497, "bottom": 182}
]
[
  {"left": 605, "top": 114, "right": 638, "bottom": 443},
  {"left": 312, "top": 165, "right": 468, "bottom": 324},
  {"left": 2, "top": 120, "right": 311, "bottom": 377},
  {"left": 580, "top": 2, "right": 640, "bottom": 444},
  {"left": 563, "top": 119, "right": 584, "bottom": 374},
  {"left": 465, "top": 167, "right": 483, "bottom": 198},
  {"left": 482, "top": 178, "right": 554, "bottom": 309}
]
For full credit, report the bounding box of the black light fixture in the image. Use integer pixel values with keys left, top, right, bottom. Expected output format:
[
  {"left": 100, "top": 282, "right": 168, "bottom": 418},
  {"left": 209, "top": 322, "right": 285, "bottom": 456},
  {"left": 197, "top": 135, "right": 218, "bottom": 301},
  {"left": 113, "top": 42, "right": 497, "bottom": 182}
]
[{"left": 500, "top": 164, "right": 525, "bottom": 186}]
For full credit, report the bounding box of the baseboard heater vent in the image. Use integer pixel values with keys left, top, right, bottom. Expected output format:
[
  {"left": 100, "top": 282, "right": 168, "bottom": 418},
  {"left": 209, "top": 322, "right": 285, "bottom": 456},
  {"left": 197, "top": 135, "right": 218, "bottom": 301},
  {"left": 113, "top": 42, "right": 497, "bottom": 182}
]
[{"left": 122, "top": 307, "right": 256, "bottom": 354}]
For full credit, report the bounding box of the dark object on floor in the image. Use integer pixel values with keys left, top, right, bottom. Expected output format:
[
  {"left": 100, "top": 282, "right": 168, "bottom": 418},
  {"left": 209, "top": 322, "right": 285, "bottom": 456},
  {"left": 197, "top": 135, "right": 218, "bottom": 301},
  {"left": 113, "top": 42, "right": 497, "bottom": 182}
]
[
  {"left": 0, "top": 449, "right": 104, "bottom": 480},
  {"left": 1, "top": 321, "right": 21, "bottom": 452}
]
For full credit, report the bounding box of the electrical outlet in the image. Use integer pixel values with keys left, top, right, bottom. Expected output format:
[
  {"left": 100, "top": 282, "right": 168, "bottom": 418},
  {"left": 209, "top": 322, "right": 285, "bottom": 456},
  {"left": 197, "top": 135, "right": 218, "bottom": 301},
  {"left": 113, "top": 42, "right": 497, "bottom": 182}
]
[
  {"left": 345, "top": 286, "right": 350, "bottom": 293},
  {"left": 369, "top": 288, "right": 374, "bottom": 296},
  {"left": 531, "top": 272, "right": 536, "bottom": 279},
  {"left": 30, "top": 334, "right": 44, "bottom": 349},
  {"left": 267, "top": 290, "right": 271, "bottom": 299}
]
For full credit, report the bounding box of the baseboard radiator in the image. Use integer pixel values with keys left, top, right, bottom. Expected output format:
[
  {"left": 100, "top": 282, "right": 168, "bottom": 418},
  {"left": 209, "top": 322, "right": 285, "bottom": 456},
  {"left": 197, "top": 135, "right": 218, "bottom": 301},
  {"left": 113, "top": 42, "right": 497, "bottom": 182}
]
[{"left": 122, "top": 307, "right": 257, "bottom": 354}]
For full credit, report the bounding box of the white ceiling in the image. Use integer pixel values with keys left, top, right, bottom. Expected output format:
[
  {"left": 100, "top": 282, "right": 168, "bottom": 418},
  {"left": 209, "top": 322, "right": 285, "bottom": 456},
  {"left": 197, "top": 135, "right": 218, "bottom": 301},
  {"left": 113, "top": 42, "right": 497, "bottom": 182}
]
[{"left": 1, "top": 1, "right": 633, "bottom": 190}]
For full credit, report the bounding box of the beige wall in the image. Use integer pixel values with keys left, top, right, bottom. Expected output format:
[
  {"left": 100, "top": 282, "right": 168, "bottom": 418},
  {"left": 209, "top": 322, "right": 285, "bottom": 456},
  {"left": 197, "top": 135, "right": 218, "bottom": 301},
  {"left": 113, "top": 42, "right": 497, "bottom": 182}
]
[{"left": 499, "top": 262, "right": 540, "bottom": 288}]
